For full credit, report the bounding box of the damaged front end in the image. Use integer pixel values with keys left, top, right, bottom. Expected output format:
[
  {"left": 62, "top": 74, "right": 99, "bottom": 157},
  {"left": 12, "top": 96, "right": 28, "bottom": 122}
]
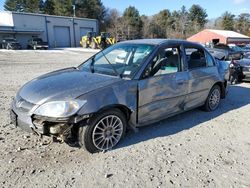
[{"left": 31, "top": 114, "right": 90, "bottom": 142}]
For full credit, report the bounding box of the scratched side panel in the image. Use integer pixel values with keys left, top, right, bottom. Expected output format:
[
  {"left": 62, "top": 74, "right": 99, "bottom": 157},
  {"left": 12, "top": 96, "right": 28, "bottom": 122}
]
[
  {"left": 138, "top": 72, "right": 188, "bottom": 125},
  {"left": 185, "top": 66, "right": 220, "bottom": 109},
  {"left": 77, "top": 80, "right": 138, "bottom": 125}
]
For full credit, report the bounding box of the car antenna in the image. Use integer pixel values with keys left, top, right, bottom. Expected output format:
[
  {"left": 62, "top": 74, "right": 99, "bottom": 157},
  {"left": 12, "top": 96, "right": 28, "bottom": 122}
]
[{"left": 101, "top": 50, "right": 122, "bottom": 78}]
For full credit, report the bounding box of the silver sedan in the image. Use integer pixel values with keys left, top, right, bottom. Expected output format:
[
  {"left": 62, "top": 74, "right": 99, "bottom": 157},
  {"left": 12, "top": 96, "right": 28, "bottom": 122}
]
[{"left": 10, "top": 39, "right": 229, "bottom": 153}]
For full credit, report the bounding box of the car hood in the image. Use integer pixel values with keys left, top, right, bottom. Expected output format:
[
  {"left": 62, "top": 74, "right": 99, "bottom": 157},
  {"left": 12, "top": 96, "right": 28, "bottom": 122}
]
[{"left": 18, "top": 68, "right": 121, "bottom": 104}]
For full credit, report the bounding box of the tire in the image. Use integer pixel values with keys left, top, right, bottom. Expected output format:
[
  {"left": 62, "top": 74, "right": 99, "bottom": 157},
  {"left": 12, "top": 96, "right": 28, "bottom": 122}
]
[
  {"left": 202, "top": 85, "right": 221, "bottom": 112},
  {"left": 90, "top": 41, "right": 97, "bottom": 49},
  {"left": 78, "top": 109, "right": 127, "bottom": 153}
]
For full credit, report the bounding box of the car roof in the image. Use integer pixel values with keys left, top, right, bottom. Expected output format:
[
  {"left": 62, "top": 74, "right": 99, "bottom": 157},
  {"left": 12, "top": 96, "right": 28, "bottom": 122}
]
[{"left": 119, "top": 39, "right": 203, "bottom": 47}]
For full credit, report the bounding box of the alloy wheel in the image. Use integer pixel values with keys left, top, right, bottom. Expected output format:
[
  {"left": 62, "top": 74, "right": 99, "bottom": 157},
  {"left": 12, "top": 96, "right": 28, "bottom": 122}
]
[
  {"left": 209, "top": 88, "right": 220, "bottom": 110},
  {"left": 92, "top": 115, "right": 123, "bottom": 151}
]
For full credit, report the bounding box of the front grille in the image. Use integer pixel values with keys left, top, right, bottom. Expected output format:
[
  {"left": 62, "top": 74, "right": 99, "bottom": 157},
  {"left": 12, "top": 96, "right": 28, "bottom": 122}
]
[{"left": 14, "top": 95, "right": 35, "bottom": 113}]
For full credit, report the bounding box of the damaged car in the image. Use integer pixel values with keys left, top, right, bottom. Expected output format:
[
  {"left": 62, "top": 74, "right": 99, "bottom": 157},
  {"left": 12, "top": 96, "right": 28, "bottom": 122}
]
[
  {"left": 229, "top": 53, "right": 250, "bottom": 83},
  {"left": 10, "top": 39, "right": 229, "bottom": 153}
]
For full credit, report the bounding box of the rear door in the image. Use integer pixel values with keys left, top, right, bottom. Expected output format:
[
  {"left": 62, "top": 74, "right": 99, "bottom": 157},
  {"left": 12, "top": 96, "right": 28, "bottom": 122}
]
[
  {"left": 184, "top": 46, "right": 218, "bottom": 109},
  {"left": 138, "top": 45, "right": 189, "bottom": 125}
]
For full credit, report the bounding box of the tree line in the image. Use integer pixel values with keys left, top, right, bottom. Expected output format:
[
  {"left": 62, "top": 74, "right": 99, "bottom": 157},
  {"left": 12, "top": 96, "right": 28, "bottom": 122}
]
[{"left": 4, "top": 0, "right": 250, "bottom": 39}]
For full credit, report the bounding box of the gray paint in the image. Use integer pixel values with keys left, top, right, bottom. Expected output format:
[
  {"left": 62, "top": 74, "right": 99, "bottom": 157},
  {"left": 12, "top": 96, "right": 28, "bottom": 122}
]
[{"left": 11, "top": 39, "right": 229, "bottom": 134}]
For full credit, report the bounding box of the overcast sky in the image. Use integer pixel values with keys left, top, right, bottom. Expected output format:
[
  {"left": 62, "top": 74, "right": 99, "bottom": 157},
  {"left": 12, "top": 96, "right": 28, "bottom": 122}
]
[{"left": 0, "top": 0, "right": 249, "bottom": 18}]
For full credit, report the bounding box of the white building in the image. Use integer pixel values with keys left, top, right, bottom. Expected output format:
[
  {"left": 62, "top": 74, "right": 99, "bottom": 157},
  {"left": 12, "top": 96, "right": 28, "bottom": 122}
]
[{"left": 0, "top": 11, "right": 98, "bottom": 48}]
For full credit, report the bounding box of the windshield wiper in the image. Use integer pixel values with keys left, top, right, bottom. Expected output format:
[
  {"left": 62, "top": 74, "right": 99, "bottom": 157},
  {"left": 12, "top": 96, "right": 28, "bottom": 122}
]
[{"left": 101, "top": 51, "right": 122, "bottom": 78}]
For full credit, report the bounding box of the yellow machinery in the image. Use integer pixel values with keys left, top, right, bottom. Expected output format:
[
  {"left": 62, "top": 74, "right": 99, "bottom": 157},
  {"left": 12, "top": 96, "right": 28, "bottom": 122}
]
[
  {"left": 80, "top": 32, "right": 97, "bottom": 48},
  {"left": 80, "top": 32, "right": 116, "bottom": 49}
]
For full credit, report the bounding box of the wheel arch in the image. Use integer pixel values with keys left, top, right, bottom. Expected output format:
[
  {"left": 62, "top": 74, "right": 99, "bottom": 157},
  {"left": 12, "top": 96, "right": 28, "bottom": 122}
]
[
  {"left": 96, "top": 104, "right": 132, "bottom": 121},
  {"left": 212, "top": 81, "right": 226, "bottom": 99}
]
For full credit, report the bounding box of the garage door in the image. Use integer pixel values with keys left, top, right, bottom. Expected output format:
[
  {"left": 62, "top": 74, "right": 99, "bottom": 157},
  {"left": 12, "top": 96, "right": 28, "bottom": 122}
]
[
  {"left": 80, "top": 27, "right": 93, "bottom": 37},
  {"left": 54, "top": 26, "right": 70, "bottom": 47}
]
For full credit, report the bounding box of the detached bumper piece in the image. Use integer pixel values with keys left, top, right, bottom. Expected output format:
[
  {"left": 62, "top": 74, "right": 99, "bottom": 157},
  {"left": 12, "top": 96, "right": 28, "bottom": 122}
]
[
  {"left": 32, "top": 116, "right": 68, "bottom": 135},
  {"left": 31, "top": 114, "right": 89, "bottom": 141}
]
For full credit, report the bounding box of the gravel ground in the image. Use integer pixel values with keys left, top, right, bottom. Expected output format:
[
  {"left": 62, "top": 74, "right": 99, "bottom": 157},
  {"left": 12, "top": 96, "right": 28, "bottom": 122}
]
[{"left": 0, "top": 49, "right": 250, "bottom": 188}]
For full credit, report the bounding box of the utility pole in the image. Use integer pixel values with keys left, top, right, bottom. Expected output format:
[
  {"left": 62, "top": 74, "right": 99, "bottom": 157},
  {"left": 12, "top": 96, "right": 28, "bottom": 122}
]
[{"left": 72, "top": 5, "right": 76, "bottom": 17}]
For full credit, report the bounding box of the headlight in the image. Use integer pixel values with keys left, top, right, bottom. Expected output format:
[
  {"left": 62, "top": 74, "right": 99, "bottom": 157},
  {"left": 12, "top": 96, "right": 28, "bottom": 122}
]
[{"left": 34, "top": 100, "right": 87, "bottom": 118}]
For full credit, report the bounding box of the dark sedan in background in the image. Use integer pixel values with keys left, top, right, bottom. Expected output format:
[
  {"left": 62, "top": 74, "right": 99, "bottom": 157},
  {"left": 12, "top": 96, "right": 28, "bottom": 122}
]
[
  {"left": 1, "top": 38, "right": 22, "bottom": 50},
  {"left": 27, "top": 38, "right": 49, "bottom": 50},
  {"left": 234, "top": 53, "right": 250, "bottom": 80},
  {"left": 10, "top": 39, "right": 229, "bottom": 153},
  {"left": 207, "top": 43, "right": 243, "bottom": 61}
]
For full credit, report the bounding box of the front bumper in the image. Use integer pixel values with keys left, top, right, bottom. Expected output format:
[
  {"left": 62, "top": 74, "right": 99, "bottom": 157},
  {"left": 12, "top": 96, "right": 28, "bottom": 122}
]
[
  {"left": 36, "top": 45, "right": 49, "bottom": 49},
  {"left": 10, "top": 101, "right": 89, "bottom": 136},
  {"left": 10, "top": 101, "right": 42, "bottom": 134}
]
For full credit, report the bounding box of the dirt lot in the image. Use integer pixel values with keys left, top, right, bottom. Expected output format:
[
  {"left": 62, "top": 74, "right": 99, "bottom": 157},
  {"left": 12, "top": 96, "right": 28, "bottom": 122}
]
[{"left": 0, "top": 49, "right": 250, "bottom": 188}]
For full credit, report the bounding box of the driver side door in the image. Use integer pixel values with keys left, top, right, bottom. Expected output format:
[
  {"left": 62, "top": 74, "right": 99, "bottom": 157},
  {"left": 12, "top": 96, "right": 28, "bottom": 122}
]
[{"left": 138, "top": 45, "right": 189, "bottom": 125}]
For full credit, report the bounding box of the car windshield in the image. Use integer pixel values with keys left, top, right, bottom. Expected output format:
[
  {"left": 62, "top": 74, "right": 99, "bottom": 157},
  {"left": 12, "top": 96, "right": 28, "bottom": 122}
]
[{"left": 79, "top": 43, "right": 155, "bottom": 79}]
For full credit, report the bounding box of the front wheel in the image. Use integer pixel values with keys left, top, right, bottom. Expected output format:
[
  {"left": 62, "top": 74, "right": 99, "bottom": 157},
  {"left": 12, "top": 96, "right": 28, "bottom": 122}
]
[
  {"left": 202, "top": 85, "right": 221, "bottom": 111},
  {"left": 78, "top": 109, "right": 127, "bottom": 153}
]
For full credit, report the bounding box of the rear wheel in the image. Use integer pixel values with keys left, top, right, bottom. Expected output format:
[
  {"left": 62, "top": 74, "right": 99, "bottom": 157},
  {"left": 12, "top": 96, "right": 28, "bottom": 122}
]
[
  {"left": 78, "top": 109, "right": 127, "bottom": 153},
  {"left": 203, "top": 85, "right": 221, "bottom": 111}
]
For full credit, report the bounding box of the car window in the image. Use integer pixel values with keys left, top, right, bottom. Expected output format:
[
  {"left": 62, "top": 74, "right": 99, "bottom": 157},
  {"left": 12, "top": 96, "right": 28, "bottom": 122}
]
[
  {"left": 148, "top": 47, "right": 181, "bottom": 77},
  {"left": 79, "top": 44, "right": 155, "bottom": 78},
  {"left": 185, "top": 47, "right": 207, "bottom": 69}
]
